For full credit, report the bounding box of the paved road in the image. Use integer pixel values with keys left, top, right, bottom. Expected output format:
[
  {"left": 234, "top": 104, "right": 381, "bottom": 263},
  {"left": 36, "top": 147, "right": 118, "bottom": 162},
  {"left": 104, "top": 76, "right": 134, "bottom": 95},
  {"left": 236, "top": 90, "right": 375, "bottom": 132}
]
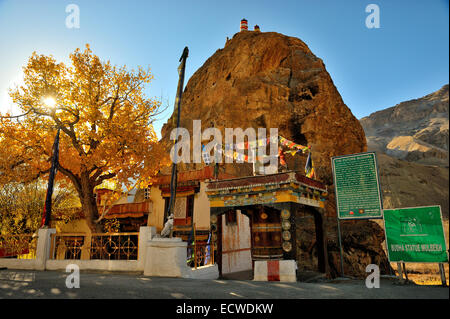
[{"left": 0, "top": 269, "right": 448, "bottom": 299}]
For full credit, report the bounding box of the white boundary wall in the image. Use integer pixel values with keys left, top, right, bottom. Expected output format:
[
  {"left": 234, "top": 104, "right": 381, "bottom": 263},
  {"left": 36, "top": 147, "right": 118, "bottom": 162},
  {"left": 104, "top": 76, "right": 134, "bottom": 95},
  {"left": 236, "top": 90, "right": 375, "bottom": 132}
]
[
  {"left": 0, "top": 228, "right": 55, "bottom": 271},
  {"left": 1, "top": 227, "right": 218, "bottom": 279},
  {"left": 45, "top": 227, "right": 156, "bottom": 272},
  {"left": 1, "top": 227, "right": 155, "bottom": 272}
]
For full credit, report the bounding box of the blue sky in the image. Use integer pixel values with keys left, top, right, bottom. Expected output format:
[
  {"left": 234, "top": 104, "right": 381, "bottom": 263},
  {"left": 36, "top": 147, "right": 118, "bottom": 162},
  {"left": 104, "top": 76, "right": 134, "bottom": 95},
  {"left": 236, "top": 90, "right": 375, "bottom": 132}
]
[{"left": 0, "top": 0, "right": 448, "bottom": 137}]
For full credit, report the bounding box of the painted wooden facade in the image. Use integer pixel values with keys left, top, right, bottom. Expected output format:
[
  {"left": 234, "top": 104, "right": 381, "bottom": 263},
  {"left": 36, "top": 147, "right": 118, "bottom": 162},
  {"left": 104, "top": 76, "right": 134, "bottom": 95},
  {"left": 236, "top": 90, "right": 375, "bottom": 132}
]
[{"left": 206, "top": 171, "right": 330, "bottom": 276}]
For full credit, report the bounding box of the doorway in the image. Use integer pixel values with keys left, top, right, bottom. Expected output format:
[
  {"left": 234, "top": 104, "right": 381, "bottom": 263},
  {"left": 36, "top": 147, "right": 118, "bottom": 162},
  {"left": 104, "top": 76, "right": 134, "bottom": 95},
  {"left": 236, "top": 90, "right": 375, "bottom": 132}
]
[{"left": 219, "top": 209, "right": 252, "bottom": 278}]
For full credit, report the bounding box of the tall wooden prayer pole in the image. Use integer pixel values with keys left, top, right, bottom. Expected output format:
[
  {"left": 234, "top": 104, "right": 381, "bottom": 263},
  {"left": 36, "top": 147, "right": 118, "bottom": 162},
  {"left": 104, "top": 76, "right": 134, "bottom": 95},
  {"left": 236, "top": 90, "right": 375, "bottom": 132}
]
[
  {"left": 42, "top": 128, "right": 60, "bottom": 227},
  {"left": 167, "top": 47, "right": 189, "bottom": 223}
]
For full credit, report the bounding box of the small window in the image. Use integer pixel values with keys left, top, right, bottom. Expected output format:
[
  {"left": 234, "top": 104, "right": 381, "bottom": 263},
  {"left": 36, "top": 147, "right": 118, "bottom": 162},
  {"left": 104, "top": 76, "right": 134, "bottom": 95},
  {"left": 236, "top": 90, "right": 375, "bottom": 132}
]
[{"left": 186, "top": 195, "right": 194, "bottom": 219}]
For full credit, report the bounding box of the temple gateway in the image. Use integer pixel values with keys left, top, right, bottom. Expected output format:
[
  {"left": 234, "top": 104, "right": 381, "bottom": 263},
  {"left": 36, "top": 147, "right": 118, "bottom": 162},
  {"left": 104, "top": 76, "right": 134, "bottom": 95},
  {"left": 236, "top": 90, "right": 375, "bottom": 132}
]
[{"left": 205, "top": 170, "right": 330, "bottom": 278}]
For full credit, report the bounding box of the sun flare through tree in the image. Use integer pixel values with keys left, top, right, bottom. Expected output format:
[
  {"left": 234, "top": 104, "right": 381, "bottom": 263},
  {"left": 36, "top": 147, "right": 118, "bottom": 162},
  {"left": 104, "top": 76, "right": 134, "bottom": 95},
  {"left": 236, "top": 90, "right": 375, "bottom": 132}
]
[{"left": 0, "top": 45, "right": 168, "bottom": 232}]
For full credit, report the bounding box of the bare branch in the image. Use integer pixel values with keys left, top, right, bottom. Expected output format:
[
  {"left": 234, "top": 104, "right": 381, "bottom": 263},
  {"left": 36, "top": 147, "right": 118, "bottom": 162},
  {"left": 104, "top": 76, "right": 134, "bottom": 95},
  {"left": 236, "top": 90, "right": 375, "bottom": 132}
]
[
  {"left": 94, "top": 172, "right": 116, "bottom": 186},
  {"left": 57, "top": 164, "right": 82, "bottom": 194},
  {"left": 0, "top": 109, "right": 32, "bottom": 119},
  {"left": 108, "top": 84, "right": 121, "bottom": 121}
]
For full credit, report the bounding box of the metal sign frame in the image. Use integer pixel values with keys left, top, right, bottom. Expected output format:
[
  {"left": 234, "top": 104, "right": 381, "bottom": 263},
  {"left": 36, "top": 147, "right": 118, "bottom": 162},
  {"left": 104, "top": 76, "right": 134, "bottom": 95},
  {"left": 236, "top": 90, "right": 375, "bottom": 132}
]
[
  {"left": 331, "top": 151, "right": 384, "bottom": 220},
  {"left": 383, "top": 205, "right": 449, "bottom": 263},
  {"left": 331, "top": 151, "right": 384, "bottom": 277}
]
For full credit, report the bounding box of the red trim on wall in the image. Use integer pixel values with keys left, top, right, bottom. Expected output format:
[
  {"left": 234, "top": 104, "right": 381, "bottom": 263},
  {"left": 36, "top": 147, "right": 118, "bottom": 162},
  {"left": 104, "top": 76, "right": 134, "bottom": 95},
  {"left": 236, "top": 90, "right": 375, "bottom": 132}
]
[{"left": 267, "top": 260, "right": 280, "bottom": 281}]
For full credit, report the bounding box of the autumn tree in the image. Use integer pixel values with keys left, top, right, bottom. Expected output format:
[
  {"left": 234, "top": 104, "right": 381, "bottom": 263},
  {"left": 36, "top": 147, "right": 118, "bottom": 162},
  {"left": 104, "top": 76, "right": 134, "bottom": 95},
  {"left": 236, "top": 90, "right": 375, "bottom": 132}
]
[{"left": 0, "top": 45, "right": 167, "bottom": 232}]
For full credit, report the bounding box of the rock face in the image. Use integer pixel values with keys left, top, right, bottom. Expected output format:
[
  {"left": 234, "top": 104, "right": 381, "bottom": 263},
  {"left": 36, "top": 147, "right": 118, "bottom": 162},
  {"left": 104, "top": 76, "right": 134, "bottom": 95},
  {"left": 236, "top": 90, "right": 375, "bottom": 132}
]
[
  {"left": 162, "top": 31, "right": 368, "bottom": 181},
  {"left": 161, "top": 30, "right": 389, "bottom": 278},
  {"left": 360, "top": 85, "right": 449, "bottom": 167}
]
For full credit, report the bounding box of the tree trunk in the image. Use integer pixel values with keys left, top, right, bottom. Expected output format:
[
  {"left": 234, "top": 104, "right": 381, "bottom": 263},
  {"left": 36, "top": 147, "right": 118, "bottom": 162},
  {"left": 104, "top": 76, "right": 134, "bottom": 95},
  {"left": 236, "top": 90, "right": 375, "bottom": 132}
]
[{"left": 79, "top": 173, "right": 102, "bottom": 233}]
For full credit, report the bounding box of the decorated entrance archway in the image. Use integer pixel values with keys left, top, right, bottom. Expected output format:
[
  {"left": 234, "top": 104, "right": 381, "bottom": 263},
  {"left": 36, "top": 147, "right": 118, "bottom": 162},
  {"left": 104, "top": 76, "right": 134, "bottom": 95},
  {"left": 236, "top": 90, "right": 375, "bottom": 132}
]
[{"left": 206, "top": 171, "right": 330, "bottom": 278}]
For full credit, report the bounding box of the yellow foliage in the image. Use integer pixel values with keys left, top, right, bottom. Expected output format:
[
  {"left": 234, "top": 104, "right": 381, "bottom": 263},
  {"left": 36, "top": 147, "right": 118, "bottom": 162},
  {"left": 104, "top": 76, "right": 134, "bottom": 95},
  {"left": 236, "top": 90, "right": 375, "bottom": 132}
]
[
  {"left": 0, "top": 180, "right": 80, "bottom": 235},
  {"left": 0, "top": 45, "right": 170, "bottom": 228},
  {"left": 103, "top": 218, "right": 121, "bottom": 233}
]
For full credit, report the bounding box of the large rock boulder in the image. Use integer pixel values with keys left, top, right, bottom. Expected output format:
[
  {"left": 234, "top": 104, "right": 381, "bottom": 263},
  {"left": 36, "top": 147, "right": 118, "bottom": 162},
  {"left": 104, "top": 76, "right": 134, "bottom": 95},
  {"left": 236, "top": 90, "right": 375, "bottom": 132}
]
[
  {"left": 161, "top": 30, "right": 389, "bottom": 278},
  {"left": 162, "top": 31, "right": 367, "bottom": 182}
]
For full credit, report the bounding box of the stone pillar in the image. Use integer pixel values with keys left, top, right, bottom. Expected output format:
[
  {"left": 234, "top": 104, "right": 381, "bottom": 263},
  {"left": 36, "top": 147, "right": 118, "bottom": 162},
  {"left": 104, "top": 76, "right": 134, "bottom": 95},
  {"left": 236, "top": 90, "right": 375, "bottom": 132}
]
[
  {"left": 80, "top": 232, "right": 92, "bottom": 260},
  {"left": 35, "top": 228, "right": 56, "bottom": 270},
  {"left": 137, "top": 226, "right": 156, "bottom": 270}
]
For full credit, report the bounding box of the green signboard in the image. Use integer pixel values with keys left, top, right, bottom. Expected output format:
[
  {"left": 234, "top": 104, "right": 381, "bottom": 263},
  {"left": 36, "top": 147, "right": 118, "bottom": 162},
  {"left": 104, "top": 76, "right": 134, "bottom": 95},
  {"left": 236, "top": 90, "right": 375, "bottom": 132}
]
[
  {"left": 331, "top": 152, "right": 383, "bottom": 219},
  {"left": 383, "top": 206, "right": 448, "bottom": 263}
]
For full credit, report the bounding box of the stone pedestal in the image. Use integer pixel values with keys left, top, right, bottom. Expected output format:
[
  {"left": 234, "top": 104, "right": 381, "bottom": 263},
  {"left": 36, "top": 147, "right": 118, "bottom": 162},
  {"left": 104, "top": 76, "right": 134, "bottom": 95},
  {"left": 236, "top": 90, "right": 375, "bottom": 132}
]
[
  {"left": 254, "top": 259, "right": 297, "bottom": 282},
  {"left": 143, "top": 238, "right": 190, "bottom": 277},
  {"left": 143, "top": 237, "right": 219, "bottom": 279},
  {"left": 137, "top": 226, "right": 156, "bottom": 270}
]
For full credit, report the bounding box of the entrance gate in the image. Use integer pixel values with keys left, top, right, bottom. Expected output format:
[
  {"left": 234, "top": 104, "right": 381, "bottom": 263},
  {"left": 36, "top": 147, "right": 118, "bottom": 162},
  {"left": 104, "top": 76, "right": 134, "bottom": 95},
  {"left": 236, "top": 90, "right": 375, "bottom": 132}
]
[{"left": 206, "top": 171, "right": 330, "bottom": 278}]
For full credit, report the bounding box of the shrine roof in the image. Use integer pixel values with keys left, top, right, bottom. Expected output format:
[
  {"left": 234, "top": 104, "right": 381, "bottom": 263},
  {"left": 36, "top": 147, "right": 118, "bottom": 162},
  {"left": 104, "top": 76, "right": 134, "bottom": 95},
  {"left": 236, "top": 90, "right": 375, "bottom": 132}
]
[
  {"left": 101, "top": 201, "right": 152, "bottom": 219},
  {"left": 206, "top": 171, "right": 327, "bottom": 193},
  {"left": 151, "top": 166, "right": 235, "bottom": 185}
]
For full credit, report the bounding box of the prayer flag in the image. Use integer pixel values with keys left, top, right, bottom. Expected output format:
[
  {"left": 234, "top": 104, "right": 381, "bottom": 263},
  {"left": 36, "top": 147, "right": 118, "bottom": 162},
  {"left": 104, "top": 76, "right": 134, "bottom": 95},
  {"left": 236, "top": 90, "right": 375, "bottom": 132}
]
[
  {"left": 202, "top": 145, "right": 211, "bottom": 165},
  {"left": 305, "top": 151, "right": 315, "bottom": 179}
]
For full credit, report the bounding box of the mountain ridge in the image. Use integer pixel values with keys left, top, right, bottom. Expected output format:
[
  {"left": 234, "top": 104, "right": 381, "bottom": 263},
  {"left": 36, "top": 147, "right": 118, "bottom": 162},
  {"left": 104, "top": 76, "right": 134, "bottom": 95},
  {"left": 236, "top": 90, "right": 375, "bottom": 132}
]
[
  {"left": 359, "top": 84, "right": 449, "bottom": 218},
  {"left": 360, "top": 84, "right": 449, "bottom": 167}
]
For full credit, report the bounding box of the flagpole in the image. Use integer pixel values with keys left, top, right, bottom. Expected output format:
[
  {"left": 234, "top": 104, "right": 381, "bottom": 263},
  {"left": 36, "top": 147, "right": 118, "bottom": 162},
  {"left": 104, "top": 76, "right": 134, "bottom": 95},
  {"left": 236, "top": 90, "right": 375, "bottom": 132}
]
[
  {"left": 42, "top": 128, "right": 61, "bottom": 228},
  {"left": 337, "top": 214, "right": 345, "bottom": 277},
  {"left": 330, "top": 154, "right": 345, "bottom": 278},
  {"left": 167, "top": 47, "right": 189, "bottom": 223}
]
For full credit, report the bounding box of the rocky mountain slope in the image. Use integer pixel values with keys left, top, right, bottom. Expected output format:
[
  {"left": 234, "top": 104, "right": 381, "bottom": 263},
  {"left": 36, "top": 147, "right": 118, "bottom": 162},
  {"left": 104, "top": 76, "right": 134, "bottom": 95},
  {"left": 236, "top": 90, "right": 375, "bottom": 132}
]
[
  {"left": 359, "top": 85, "right": 449, "bottom": 218},
  {"left": 360, "top": 85, "right": 449, "bottom": 167},
  {"left": 377, "top": 153, "right": 448, "bottom": 218}
]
